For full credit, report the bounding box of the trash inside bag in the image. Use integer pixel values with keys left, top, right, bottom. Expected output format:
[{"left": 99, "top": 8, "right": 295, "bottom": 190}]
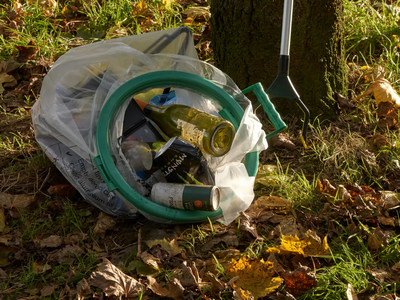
[{"left": 31, "top": 27, "right": 268, "bottom": 225}]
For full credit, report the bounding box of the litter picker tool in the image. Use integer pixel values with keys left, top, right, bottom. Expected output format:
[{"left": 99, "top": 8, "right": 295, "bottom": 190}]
[{"left": 265, "top": 0, "right": 310, "bottom": 148}]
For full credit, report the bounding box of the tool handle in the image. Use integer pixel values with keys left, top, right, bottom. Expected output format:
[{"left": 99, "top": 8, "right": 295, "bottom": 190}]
[{"left": 242, "top": 83, "right": 287, "bottom": 139}]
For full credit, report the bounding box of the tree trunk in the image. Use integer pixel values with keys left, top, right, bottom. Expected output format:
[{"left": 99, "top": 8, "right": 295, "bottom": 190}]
[{"left": 210, "top": 0, "right": 347, "bottom": 120}]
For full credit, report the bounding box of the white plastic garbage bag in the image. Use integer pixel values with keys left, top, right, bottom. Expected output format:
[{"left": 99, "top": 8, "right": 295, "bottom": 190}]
[{"left": 31, "top": 27, "right": 268, "bottom": 225}]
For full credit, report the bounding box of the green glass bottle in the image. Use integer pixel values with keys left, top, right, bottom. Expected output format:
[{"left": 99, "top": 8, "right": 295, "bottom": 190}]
[{"left": 135, "top": 99, "right": 235, "bottom": 157}]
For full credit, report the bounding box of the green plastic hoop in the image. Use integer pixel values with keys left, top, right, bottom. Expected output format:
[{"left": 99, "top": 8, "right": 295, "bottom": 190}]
[{"left": 94, "top": 71, "right": 259, "bottom": 223}]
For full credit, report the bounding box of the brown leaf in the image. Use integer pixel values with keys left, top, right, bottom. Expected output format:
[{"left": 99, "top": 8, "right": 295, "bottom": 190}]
[
  {"left": 182, "top": 7, "right": 210, "bottom": 20},
  {"left": 0, "top": 193, "right": 36, "bottom": 213},
  {"left": 381, "top": 191, "right": 400, "bottom": 209},
  {"left": 33, "top": 262, "right": 51, "bottom": 274},
  {"left": 356, "top": 282, "right": 379, "bottom": 300},
  {"left": 231, "top": 283, "right": 255, "bottom": 300},
  {"left": 93, "top": 212, "right": 116, "bottom": 238},
  {"left": 76, "top": 278, "right": 92, "bottom": 299},
  {"left": 47, "top": 244, "right": 85, "bottom": 264},
  {"left": 0, "top": 208, "right": 5, "bottom": 233},
  {"left": 237, "top": 212, "right": 261, "bottom": 239},
  {"left": 47, "top": 184, "right": 77, "bottom": 197},
  {"left": 88, "top": 258, "right": 143, "bottom": 298},
  {"left": 40, "top": 284, "right": 58, "bottom": 297},
  {"left": 368, "top": 227, "right": 393, "bottom": 250},
  {"left": 17, "top": 41, "right": 38, "bottom": 63},
  {"left": 346, "top": 283, "right": 359, "bottom": 300},
  {"left": 267, "top": 253, "right": 285, "bottom": 273},
  {"left": 147, "top": 276, "right": 184, "bottom": 300},
  {"left": 140, "top": 251, "right": 160, "bottom": 270},
  {"left": 377, "top": 216, "right": 396, "bottom": 227},
  {"left": 40, "top": 235, "right": 63, "bottom": 248},
  {"left": 145, "top": 238, "right": 183, "bottom": 258},
  {"left": 334, "top": 92, "right": 356, "bottom": 109},
  {"left": 201, "top": 233, "right": 239, "bottom": 251},
  {"left": 0, "top": 268, "right": 7, "bottom": 278},
  {"left": 282, "top": 264, "right": 317, "bottom": 296},
  {"left": 205, "top": 271, "right": 227, "bottom": 294},
  {"left": 278, "top": 215, "right": 299, "bottom": 237},
  {"left": 267, "top": 133, "right": 296, "bottom": 150},
  {"left": 0, "top": 244, "right": 16, "bottom": 266},
  {"left": 254, "top": 196, "right": 292, "bottom": 214},
  {"left": 179, "top": 261, "right": 199, "bottom": 288},
  {"left": 367, "top": 133, "right": 389, "bottom": 148},
  {"left": 369, "top": 268, "right": 389, "bottom": 283},
  {"left": 356, "top": 78, "right": 400, "bottom": 106}
]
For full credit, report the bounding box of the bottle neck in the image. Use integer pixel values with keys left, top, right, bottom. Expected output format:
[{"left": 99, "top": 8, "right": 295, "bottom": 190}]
[{"left": 134, "top": 98, "right": 168, "bottom": 116}]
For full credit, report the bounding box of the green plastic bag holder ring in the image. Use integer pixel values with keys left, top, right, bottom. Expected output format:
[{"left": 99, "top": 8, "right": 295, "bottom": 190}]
[{"left": 94, "top": 71, "right": 286, "bottom": 223}]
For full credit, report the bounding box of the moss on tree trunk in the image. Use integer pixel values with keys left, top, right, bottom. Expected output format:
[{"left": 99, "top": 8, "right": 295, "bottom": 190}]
[{"left": 210, "top": 0, "right": 347, "bottom": 120}]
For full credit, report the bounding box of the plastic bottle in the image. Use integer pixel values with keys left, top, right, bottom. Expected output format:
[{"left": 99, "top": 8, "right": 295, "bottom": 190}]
[{"left": 135, "top": 99, "right": 235, "bottom": 157}]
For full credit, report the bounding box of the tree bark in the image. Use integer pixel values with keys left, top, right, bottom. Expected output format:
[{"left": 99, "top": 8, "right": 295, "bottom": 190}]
[{"left": 210, "top": 0, "right": 347, "bottom": 120}]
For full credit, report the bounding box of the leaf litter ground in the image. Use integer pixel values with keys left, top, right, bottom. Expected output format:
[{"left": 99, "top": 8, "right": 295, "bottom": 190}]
[{"left": 2, "top": 1, "right": 400, "bottom": 300}]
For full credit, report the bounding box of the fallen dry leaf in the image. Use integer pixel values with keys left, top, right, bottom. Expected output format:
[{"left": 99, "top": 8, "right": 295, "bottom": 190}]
[
  {"left": 147, "top": 276, "right": 184, "bottom": 300},
  {"left": 231, "top": 282, "right": 255, "bottom": 300},
  {"left": 377, "top": 216, "right": 396, "bottom": 227},
  {"left": 254, "top": 196, "right": 292, "bottom": 214},
  {"left": 267, "top": 253, "right": 285, "bottom": 273},
  {"left": 145, "top": 238, "right": 183, "bottom": 258},
  {"left": 282, "top": 264, "right": 317, "bottom": 296},
  {"left": 334, "top": 92, "right": 356, "bottom": 109},
  {"left": 369, "top": 268, "right": 390, "bottom": 283},
  {"left": 0, "top": 208, "right": 5, "bottom": 233},
  {"left": 179, "top": 261, "right": 200, "bottom": 288},
  {"left": 17, "top": 41, "right": 38, "bottom": 63},
  {"left": 89, "top": 258, "right": 143, "bottom": 299},
  {"left": 140, "top": 251, "right": 160, "bottom": 270},
  {"left": 366, "top": 133, "right": 389, "bottom": 148},
  {"left": 47, "top": 184, "right": 77, "bottom": 198},
  {"left": 33, "top": 262, "right": 52, "bottom": 274},
  {"left": 40, "top": 284, "right": 58, "bottom": 297},
  {"left": 40, "top": 235, "right": 63, "bottom": 248},
  {"left": 0, "top": 72, "right": 16, "bottom": 94},
  {"left": 93, "top": 212, "right": 116, "bottom": 238},
  {"left": 205, "top": 271, "right": 227, "bottom": 294},
  {"left": 267, "top": 133, "right": 296, "bottom": 150},
  {"left": 237, "top": 212, "right": 261, "bottom": 239},
  {"left": 266, "top": 230, "right": 329, "bottom": 257},
  {"left": 368, "top": 227, "right": 393, "bottom": 250},
  {"left": 346, "top": 283, "right": 358, "bottom": 300},
  {"left": 47, "top": 244, "right": 85, "bottom": 264},
  {"left": 356, "top": 78, "right": 400, "bottom": 106},
  {"left": 76, "top": 278, "right": 92, "bottom": 300},
  {"left": 182, "top": 7, "right": 210, "bottom": 20},
  {"left": 227, "top": 255, "right": 282, "bottom": 299},
  {"left": 0, "top": 193, "right": 36, "bottom": 213}
]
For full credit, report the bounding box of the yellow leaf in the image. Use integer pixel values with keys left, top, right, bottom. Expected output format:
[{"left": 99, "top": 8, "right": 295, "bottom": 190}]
[
  {"left": 162, "top": 0, "right": 175, "bottom": 9},
  {"left": 61, "top": 5, "right": 69, "bottom": 16},
  {"left": 266, "top": 230, "right": 329, "bottom": 257},
  {"left": 227, "top": 255, "right": 282, "bottom": 299},
  {"left": 133, "top": 0, "right": 147, "bottom": 15},
  {"left": 356, "top": 78, "right": 400, "bottom": 106},
  {"left": 267, "top": 235, "right": 308, "bottom": 256}
]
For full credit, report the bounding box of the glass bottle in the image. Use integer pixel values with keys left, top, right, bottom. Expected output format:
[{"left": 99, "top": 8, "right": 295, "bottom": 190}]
[{"left": 135, "top": 99, "right": 235, "bottom": 157}]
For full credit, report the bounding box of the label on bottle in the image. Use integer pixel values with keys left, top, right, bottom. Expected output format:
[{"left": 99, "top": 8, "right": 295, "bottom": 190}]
[
  {"left": 151, "top": 183, "right": 220, "bottom": 211},
  {"left": 177, "top": 119, "right": 205, "bottom": 147}
]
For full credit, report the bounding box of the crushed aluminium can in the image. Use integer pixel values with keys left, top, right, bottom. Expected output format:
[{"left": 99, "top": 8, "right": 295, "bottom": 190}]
[{"left": 150, "top": 183, "right": 220, "bottom": 211}]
